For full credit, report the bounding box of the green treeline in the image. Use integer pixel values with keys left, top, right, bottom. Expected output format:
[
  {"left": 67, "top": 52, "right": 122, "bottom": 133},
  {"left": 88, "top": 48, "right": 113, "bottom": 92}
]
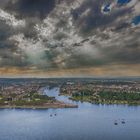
[
  {"left": 99, "top": 91, "right": 140, "bottom": 101},
  {"left": 71, "top": 90, "right": 140, "bottom": 105}
]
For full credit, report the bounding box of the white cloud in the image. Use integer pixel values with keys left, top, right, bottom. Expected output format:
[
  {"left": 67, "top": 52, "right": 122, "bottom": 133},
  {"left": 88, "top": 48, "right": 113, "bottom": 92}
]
[
  {"left": 34, "top": 2, "right": 83, "bottom": 48},
  {"left": 133, "top": 1, "right": 140, "bottom": 15},
  {"left": 9, "top": 34, "right": 48, "bottom": 66},
  {"left": 0, "top": 9, "right": 25, "bottom": 28}
]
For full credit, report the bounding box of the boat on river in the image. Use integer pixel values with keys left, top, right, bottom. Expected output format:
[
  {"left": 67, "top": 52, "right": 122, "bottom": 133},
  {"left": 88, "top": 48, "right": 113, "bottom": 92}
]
[{"left": 114, "top": 120, "right": 118, "bottom": 125}]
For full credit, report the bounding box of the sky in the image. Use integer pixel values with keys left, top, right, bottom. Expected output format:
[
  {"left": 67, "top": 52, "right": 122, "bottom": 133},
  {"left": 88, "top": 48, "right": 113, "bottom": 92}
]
[{"left": 0, "top": 0, "right": 140, "bottom": 78}]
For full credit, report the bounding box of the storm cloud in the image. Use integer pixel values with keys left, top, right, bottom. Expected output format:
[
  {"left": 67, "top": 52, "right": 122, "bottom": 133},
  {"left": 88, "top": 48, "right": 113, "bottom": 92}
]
[{"left": 0, "top": 0, "right": 140, "bottom": 76}]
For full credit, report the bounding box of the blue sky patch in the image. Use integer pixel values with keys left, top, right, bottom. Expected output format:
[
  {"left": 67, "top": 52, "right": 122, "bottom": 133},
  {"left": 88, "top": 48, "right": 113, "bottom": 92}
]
[
  {"left": 103, "top": 4, "right": 111, "bottom": 13},
  {"left": 117, "top": 0, "right": 131, "bottom": 5},
  {"left": 132, "top": 16, "right": 140, "bottom": 25}
]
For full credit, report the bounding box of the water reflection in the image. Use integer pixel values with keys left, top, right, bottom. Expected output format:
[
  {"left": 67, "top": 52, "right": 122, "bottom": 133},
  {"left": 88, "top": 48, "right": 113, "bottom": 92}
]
[{"left": 0, "top": 87, "right": 140, "bottom": 140}]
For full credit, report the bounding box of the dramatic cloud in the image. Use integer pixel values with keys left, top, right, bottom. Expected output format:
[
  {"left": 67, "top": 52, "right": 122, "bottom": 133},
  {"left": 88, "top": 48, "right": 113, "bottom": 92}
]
[
  {"left": 0, "top": 0, "right": 140, "bottom": 77},
  {"left": 1, "top": 0, "right": 56, "bottom": 18}
]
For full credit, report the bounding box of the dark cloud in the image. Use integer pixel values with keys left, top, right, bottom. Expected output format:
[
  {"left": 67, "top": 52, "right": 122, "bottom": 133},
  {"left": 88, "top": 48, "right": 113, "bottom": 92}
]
[
  {"left": 0, "top": 0, "right": 139, "bottom": 72},
  {"left": 0, "top": 22, "right": 13, "bottom": 41},
  {"left": 0, "top": 43, "right": 29, "bottom": 67},
  {"left": 3, "top": 0, "right": 56, "bottom": 19},
  {"left": 71, "top": 0, "right": 132, "bottom": 35}
]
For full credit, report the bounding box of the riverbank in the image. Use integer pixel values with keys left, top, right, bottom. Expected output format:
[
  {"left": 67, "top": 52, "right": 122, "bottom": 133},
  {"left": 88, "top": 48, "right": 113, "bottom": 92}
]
[
  {"left": 0, "top": 102, "right": 78, "bottom": 109},
  {"left": 69, "top": 96, "right": 140, "bottom": 105},
  {"left": 60, "top": 82, "right": 140, "bottom": 106},
  {"left": 60, "top": 91, "right": 140, "bottom": 105}
]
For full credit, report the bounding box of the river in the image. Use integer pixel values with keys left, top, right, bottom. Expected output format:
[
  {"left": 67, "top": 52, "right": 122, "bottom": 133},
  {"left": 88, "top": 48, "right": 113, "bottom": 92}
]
[{"left": 0, "top": 87, "right": 140, "bottom": 140}]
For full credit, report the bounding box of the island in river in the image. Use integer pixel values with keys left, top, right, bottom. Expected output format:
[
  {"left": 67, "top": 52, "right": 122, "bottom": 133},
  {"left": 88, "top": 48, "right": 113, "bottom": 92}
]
[
  {"left": 0, "top": 78, "right": 140, "bottom": 108},
  {"left": 0, "top": 79, "right": 78, "bottom": 109}
]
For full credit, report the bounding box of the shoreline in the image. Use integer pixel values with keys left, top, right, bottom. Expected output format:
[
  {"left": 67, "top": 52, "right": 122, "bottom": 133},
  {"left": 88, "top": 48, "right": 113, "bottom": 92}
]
[
  {"left": 69, "top": 97, "right": 140, "bottom": 106},
  {"left": 0, "top": 103, "right": 78, "bottom": 109}
]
